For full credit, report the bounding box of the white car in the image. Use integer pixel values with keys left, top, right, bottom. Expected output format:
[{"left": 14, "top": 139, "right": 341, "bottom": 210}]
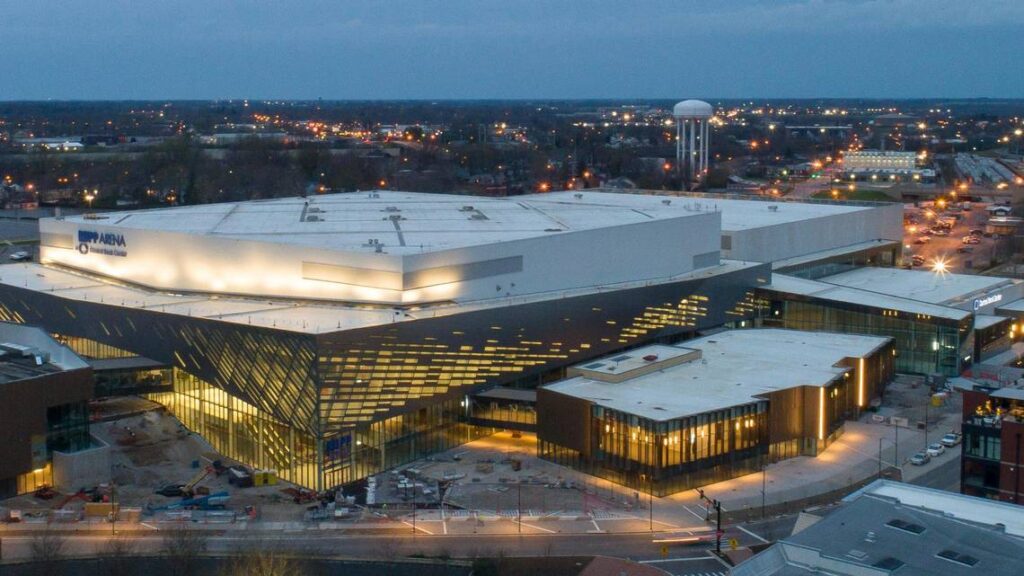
[
  {"left": 926, "top": 442, "right": 945, "bottom": 457},
  {"left": 940, "top": 433, "right": 962, "bottom": 447},
  {"left": 8, "top": 250, "right": 31, "bottom": 262}
]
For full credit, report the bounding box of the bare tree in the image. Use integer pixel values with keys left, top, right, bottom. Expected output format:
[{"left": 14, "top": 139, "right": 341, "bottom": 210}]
[
  {"left": 160, "top": 524, "right": 210, "bottom": 576},
  {"left": 219, "top": 548, "right": 307, "bottom": 576},
  {"left": 99, "top": 535, "right": 137, "bottom": 576},
  {"left": 27, "top": 523, "right": 66, "bottom": 576}
]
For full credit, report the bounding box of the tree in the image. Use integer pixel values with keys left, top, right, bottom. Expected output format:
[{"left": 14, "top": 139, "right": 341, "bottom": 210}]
[
  {"left": 219, "top": 548, "right": 307, "bottom": 576},
  {"left": 160, "top": 524, "right": 210, "bottom": 576},
  {"left": 27, "top": 523, "right": 66, "bottom": 576},
  {"left": 99, "top": 535, "right": 137, "bottom": 576}
]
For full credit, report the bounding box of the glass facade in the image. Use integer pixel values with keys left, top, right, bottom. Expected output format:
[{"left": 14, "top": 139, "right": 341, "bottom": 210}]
[
  {"left": 148, "top": 370, "right": 320, "bottom": 489},
  {"left": 46, "top": 401, "right": 91, "bottom": 454},
  {"left": 760, "top": 296, "right": 971, "bottom": 376},
  {"left": 0, "top": 262, "right": 768, "bottom": 490},
  {"left": 541, "top": 403, "right": 768, "bottom": 496}
]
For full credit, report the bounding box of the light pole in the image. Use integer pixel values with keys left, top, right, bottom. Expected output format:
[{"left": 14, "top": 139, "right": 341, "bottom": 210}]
[
  {"left": 761, "top": 464, "right": 767, "bottom": 519},
  {"left": 517, "top": 481, "right": 522, "bottom": 534}
]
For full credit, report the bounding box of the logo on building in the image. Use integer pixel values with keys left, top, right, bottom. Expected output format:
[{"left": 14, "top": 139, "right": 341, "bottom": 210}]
[
  {"left": 77, "top": 230, "right": 127, "bottom": 257},
  {"left": 973, "top": 293, "right": 1002, "bottom": 311}
]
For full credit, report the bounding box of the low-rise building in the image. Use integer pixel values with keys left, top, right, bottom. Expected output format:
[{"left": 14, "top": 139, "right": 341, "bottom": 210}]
[
  {"left": 0, "top": 322, "right": 94, "bottom": 498},
  {"left": 537, "top": 329, "right": 894, "bottom": 495},
  {"left": 733, "top": 479, "right": 1024, "bottom": 575}
]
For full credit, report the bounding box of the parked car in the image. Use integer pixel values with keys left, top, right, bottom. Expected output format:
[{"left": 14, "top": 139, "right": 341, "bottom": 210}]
[
  {"left": 967, "top": 236, "right": 980, "bottom": 244},
  {"left": 940, "top": 432, "right": 962, "bottom": 447},
  {"left": 911, "top": 256, "right": 926, "bottom": 266},
  {"left": 969, "top": 229, "right": 983, "bottom": 237},
  {"left": 957, "top": 246, "right": 974, "bottom": 254},
  {"left": 910, "top": 451, "right": 931, "bottom": 466},
  {"left": 8, "top": 250, "right": 31, "bottom": 262},
  {"left": 926, "top": 442, "right": 945, "bottom": 457}
]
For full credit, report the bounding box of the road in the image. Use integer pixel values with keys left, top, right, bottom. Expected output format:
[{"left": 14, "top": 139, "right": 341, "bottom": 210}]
[{"left": 0, "top": 526, "right": 768, "bottom": 571}]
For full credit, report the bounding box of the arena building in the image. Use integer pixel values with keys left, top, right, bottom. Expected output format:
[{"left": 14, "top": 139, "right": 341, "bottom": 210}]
[{"left": 0, "top": 190, "right": 907, "bottom": 491}]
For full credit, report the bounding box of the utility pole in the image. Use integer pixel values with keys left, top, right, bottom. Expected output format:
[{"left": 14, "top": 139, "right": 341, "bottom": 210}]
[
  {"left": 878, "top": 437, "right": 883, "bottom": 478},
  {"left": 649, "top": 476, "right": 654, "bottom": 533},
  {"left": 895, "top": 424, "right": 899, "bottom": 466},
  {"left": 517, "top": 481, "right": 522, "bottom": 534},
  {"left": 714, "top": 499, "right": 723, "bottom": 554},
  {"left": 761, "top": 465, "right": 767, "bottom": 519}
]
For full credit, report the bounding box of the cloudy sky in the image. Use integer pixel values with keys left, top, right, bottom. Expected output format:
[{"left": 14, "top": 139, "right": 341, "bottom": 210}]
[{"left": 3, "top": 0, "right": 1023, "bottom": 99}]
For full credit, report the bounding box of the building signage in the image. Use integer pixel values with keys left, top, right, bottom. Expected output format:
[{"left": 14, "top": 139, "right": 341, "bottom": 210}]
[
  {"left": 973, "top": 293, "right": 1002, "bottom": 311},
  {"left": 77, "top": 229, "right": 127, "bottom": 257}
]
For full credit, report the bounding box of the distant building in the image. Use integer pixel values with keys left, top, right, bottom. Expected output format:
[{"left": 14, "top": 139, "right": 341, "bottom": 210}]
[
  {"left": 0, "top": 322, "right": 94, "bottom": 498},
  {"left": 844, "top": 151, "right": 916, "bottom": 171},
  {"left": 733, "top": 479, "right": 1024, "bottom": 575},
  {"left": 957, "top": 372, "right": 1024, "bottom": 504}
]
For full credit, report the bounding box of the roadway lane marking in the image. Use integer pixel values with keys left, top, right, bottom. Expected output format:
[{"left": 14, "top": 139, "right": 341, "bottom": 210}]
[
  {"left": 683, "top": 505, "right": 706, "bottom": 521},
  {"left": 652, "top": 519, "right": 682, "bottom": 529},
  {"left": 735, "top": 524, "right": 769, "bottom": 544},
  {"left": 590, "top": 518, "right": 601, "bottom": 532},
  {"left": 402, "top": 521, "right": 434, "bottom": 535},
  {"left": 638, "top": 556, "right": 716, "bottom": 563},
  {"left": 442, "top": 519, "right": 448, "bottom": 535},
  {"left": 519, "top": 520, "right": 557, "bottom": 534}
]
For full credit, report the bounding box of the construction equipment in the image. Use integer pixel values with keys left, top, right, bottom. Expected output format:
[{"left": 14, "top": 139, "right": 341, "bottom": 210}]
[
  {"left": 181, "top": 466, "right": 213, "bottom": 497},
  {"left": 146, "top": 492, "right": 231, "bottom": 514}
]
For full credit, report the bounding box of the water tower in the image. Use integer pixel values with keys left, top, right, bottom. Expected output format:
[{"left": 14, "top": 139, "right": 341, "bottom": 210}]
[{"left": 673, "top": 99, "right": 714, "bottom": 186}]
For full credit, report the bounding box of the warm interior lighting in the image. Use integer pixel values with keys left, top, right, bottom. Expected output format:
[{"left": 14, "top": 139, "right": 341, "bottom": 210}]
[
  {"left": 858, "top": 358, "right": 865, "bottom": 408},
  {"left": 818, "top": 387, "right": 826, "bottom": 441}
]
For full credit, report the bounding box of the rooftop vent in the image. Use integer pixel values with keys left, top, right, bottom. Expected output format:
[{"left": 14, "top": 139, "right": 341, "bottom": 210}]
[
  {"left": 873, "top": 557, "right": 905, "bottom": 571},
  {"left": 306, "top": 215, "right": 321, "bottom": 222},
  {"left": 460, "top": 205, "right": 475, "bottom": 212},
  {"left": 885, "top": 519, "right": 925, "bottom": 535},
  {"left": 767, "top": 205, "right": 779, "bottom": 212},
  {"left": 643, "top": 354, "right": 659, "bottom": 362},
  {"left": 662, "top": 199, "right": 672, "bottom": 205},
  {"left": 384, "top": 206, "right": 400, "bottom": 212},
  {"left": 308, "top": 207, "right": 323, "bottom": 213},
  {"left": 574, "top": 193, "right": 583, "bottom": 199},
  {"left": 936, "top": 550, "right": 979, "bottom": 567}
]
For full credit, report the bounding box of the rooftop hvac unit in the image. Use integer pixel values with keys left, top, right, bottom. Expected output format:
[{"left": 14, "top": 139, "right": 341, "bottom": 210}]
[
  {"left": 767, "top": 205, "right": 779, "bottom": 212},
  {"left": 643, "top": 354, "right": 659, "bottom": 362},
  {"left": 662, "top": 199, "right": 672, "bottom": 205},
  {"left": 385, "top": 206, "right": 400, "bottom": 212},
  {"left": 308, "top": 207, "right": 323, "bottom": 213},
  {"left": 574, "top": 193, "right": 583, "bottom": 199},
  {"left": 306, "top": 215, "right": 321, "bottom": 222},
  {"left": 460, "top": 205, "right": 475, "bottom": 212}
]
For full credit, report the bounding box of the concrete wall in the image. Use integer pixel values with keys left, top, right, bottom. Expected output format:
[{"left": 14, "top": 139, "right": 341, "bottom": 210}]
[
  {"left": 723, "top": 203, "right": 903, "bottom": 263},
  {"left": 52, "top": 440, "right": 111, "bottom": 493}
]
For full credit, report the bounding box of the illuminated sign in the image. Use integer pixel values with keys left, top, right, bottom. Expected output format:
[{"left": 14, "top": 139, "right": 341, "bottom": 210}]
[
  {"left": 77, "top": 230, "right": 127, "bottom": 257},
  {"left": 973, "top": 293, "right": 1002, "bottom": 311}
]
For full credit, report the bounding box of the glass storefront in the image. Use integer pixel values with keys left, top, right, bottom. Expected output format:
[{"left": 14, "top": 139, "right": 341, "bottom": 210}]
[
  {"left": 760, "top": 297, "right": 970, "bottom": 376},
  {"left": 541, "top": 402, "right": 768, "bottom": 496}
]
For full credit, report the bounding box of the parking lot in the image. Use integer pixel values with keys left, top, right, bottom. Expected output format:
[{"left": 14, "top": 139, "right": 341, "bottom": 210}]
[{"left": 903, "top": 201, "right": 1011, "bottom": 273}]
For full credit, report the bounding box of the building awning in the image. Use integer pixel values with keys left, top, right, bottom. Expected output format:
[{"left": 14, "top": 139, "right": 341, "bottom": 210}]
[
  {"left": 473, "top": 387, "right": 537, "bottom": 403},
  {"left": 87, "top": 356, "right": 170, "bottom": 372}
]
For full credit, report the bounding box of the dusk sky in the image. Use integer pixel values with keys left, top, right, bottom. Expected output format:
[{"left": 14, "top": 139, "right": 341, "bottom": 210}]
[{"left": 4, "top": 0, "right": 1023, "bottom": 100}]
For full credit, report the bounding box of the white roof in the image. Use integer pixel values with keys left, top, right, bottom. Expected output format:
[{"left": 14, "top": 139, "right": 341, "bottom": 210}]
[
  {"left": 544, "top": 190, "right": 873, "bottom": 231},
  {"left": 851, "top": 480, "right": 1024, "bottom": 538},
  {"left": 672, "top": 99, "right": 714, "bottom": 118},
  {"left": 545, "top": 329, "right": 889, "bottom": 421},
  {"left": 54, "top": 191, "right": 711, "bottom": 256},
  {"left": 822, "top": 267, "right": 1015, "bottom": 306},
  {"left": 766, "top": 274, "right": 971, "bottom": 321}
]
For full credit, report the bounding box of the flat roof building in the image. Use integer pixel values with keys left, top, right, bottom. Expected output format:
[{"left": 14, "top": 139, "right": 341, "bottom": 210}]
[
  {"left": 733, "top": 479, "right": 1024, "bottom": 575},
  {"left": 760, "top": 268, "right": 1024, "bottom": 375},
  {"left": 537, "top": 329, "right": 894, "bottom": 494},
  {"left": 0, "top": 322, "right": 93, "bottom": 498}
]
